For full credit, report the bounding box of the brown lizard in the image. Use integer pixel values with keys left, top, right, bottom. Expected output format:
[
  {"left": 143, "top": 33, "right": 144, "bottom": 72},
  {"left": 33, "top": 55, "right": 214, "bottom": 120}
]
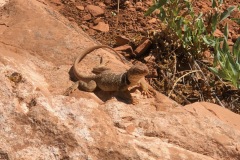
[{"left": 64, "top": 45, "right": 152, "bottom": 102}]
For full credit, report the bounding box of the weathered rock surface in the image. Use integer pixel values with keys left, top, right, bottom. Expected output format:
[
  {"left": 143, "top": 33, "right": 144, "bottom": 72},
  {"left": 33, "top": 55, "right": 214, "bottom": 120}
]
[
  {"left": 115, "top": 35, "right": 131, "bottom": 46},
  {"left": 134, "top": 38, "right": 152, "bottom": 57},
  {"left": 0, "top": 0, "right": 240, "bottom": 159},
  {"left": 92, "top": 21, "right": 109, "bottom": 32},
  {"left": 85, "top": 5, "right": 104, "bottom": 17}
]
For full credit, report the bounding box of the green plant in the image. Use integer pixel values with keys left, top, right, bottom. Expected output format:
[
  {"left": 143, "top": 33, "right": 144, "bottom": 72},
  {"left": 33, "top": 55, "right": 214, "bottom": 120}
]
[
  {"left": 209, "top": 24, "right": 240, "bottom": 89},
  {"left": 145, "top": 0, "right": 239, "bottom": 88},
  {"left": 145, "top": 0, "right": 236, "bottom": 56}
]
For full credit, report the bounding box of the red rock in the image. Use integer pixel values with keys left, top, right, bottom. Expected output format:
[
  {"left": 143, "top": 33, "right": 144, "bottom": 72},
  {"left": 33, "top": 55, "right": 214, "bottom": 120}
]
[
  {"left": 138, "top": 28, "right": 145, "bottom": 33},
  {"left": 83, "top": 14, "right": 91, "bottom": 21},
  {"left": 214, "top": 29, "right": 223, "bottom": 37},
  {"left": 197, "top": 1, "right": 211, "bottom": 12},
  {"left": 146, "top": 1, "right": 153, "bottom": 6},
  {"left": 124, "top": 1, "right": 131, "bottom": 6},
  {"left": 128, "top": 7, "right": 136, "bottom": 12},
  {"left": 87, "top": 28, "right": 96, "bottom": 35},
  {"left": 85, "top": 5, "right": 104, "bottom": 17},
  {"left": 97, "top": 2, "right": 106, "bottom": 7},
  {"left": 135, "top": 2, "right": 146, "bottom": 11},
  {"left": 68, "top": 17, "right": 75, "bottom": 21},
  {"left": 115, "top": 35, "right": 130, "bottom": 46},
  {"left": 93, "top": 17, "right": 102, "bottom": 25},
  {"left": 144, "top": 55, "right": 156, "bottom": 63},
  {"left": 128, "top": 24, "right": 134, "bottom": 30},
  {"left": 76, "top": 5, "right": 84, "bottom": 11},
  {"left": 202, "top": 50, "right": 213, "bottom": 64},
  {"left": 92, "top": 22, "right": 109, "bottom": 32},
  {"left": 104, "top": 0, "right": 111, "bottom": 5},
  {"left": 228, "top": 40, "right": 234, "bottom": 46},
  {"left": 114, "top": 44, "right": 135, "bottom": 56},
  {"left": 136, "top": 2, "right": 142, "bottom": 6},
  {"left": 134, "top": 39, "right": 152, "bottom": 56},
  {"left": 185, "top": 102, "right": 240, "bottom": 131},
  {"left": 232, "top": 34, "right": 239, "bottom": 42},
  {"left": 136, "top": 6, "right": 144, "bottom": 11},
  {"left": 50, "top": 0, "right": 62, "bottom": 6},
  {"left": 228, "top": 30, "right": 235, "bottom": 39},
  {"left": 80, "top": 24, "right": 89, "bottom": 30},
  {"left": 148, "top": 18, "right": 157, "bottom": 24},
  {"left": 152, "top": 9, "right": 160, "bottom": 15}
]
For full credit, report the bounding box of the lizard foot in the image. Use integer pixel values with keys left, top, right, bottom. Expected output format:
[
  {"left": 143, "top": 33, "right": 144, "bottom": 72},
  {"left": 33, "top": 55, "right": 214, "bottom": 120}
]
[
  {"left": 63, "top": 81, "right": 79, "bottom": 96},
  {"left": 141, "top": 89, "right": 155, "bottom": 98},
  {"left": 139, "top": 79, "right": 155, "bottom": 98}
]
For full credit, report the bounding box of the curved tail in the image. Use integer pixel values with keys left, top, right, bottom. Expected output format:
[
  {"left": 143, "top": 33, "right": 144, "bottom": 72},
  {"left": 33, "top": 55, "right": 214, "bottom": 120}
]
[{"left": 73, "top": 45, "right": 124, "bottom": 80}]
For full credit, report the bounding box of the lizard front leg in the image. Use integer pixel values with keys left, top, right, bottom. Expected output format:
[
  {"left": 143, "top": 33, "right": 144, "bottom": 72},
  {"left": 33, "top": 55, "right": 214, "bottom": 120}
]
[{"left": 139, "top": 79, "right": 155, "bottom": 98}]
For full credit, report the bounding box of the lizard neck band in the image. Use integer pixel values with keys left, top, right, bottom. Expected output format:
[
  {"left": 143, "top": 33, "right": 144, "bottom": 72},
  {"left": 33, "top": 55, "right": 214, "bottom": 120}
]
[{"left": 121, "top": 72, "right": 131, "bottom": 85}]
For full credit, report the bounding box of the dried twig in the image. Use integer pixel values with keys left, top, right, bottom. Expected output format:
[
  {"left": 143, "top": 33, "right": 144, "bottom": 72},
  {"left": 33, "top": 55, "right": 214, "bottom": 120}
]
[
  {"left": 168, "top": 70, "right": 201, "bottom": 97},
  {"left": 116, "top": 0, "right": 120, "bottom": 27}
]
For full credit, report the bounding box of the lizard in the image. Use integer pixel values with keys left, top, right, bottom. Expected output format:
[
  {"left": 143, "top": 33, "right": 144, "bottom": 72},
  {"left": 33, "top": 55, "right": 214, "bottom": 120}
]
[{"left": 63, "top": 45, "right": 152, "bottom": 102}]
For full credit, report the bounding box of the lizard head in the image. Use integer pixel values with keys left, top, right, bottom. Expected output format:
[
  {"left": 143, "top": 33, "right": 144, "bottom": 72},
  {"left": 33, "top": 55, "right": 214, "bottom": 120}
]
[{"left": 127, "top": 62, "right": 149, "bottom": 84}]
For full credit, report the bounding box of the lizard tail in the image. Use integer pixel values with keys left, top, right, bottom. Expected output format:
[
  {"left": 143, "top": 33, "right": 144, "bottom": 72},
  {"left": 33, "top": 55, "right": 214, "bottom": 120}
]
[{"left": 73, "top": 45, "right": 124, "bottom": 80}]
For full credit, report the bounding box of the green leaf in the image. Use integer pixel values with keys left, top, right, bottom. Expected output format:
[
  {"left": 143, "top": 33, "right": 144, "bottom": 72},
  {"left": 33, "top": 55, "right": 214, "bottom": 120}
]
[
  {"left": 222, "top": 38, "right": 229, "bottom": 54},
  {"left": 225, "top": 56, "right": 236, "bottom": 77},
  {"left": 220, "top": 6, "right": 236, "bottom": 22},
  {"left": 145, "top": 5, "right": 158, "bottom": 16},
  {"left": 176, "top": 17, "right": 183, "bottom": 30},
  {"left": 211, "top": 13, "right": 219, "bottom": 32},
  {"left": 211, "top": 0, "right": 217, "bottom": 8},
  {"left": 159, "top": 7, "right": 166, "bottom": 21},
  {"left": 197, "top": 19, "right": 205, "bottom": 33},
  {"left": 209, "top": 67, "right": 219, "bottom": 75},
  {"left": 218, "top": 69, "right": 230, "bottom": 81},
  {"left": 213, "top": 49, "right": 220, "bottom": 66},
  {"left": 145, "top": 0, "right": 168, "bottom": 16},
  {"left": 223, "top": 23, "right": 229, "bottom": 39},
  {"left": 203, "top": 36, "right": 216, "bottom": 46},
  {"left": 203, "top": 36, "right": 210, "bottom": 45},
  {"left": 156, "top": 0, "right": 168, "bottom": 8},
  {"left": 227, "top": 52, "right": 238, "bottom": 69},
  {"left": 196, "top": 12, "right": 203, "bottom": 20},
  {"left": 232, "top": 37, "right": 240, "bottom": 62},
  {"left": 218, "top": 0, "right": 223, "bottom": 5},
  {"left": 218, "top": 58, "right": 226, "bottom": 70}
]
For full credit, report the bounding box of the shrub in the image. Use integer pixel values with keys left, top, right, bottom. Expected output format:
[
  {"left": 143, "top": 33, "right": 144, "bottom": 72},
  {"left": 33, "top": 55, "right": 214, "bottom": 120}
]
[
  {"left": 145, "top": 0, "right": 239, "bottom": 88},
  {"left": 209, "top": 24, "right": 240, "bottom": 89}
]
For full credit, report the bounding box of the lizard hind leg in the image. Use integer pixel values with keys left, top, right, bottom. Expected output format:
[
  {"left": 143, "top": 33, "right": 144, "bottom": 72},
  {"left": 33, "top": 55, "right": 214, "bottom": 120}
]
[{"left": 79, "top": 80, "right": 97, "bottom": 92}]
